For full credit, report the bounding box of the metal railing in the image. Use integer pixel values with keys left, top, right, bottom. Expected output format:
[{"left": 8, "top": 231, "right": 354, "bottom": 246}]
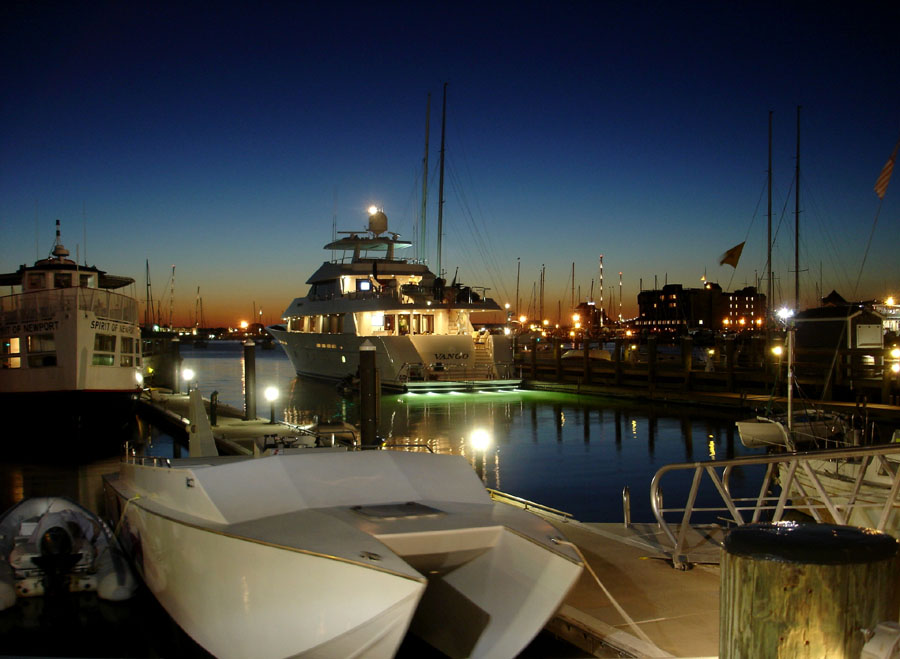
[
  {"left": 649, "top": 442, "right": 900, "bottom": 568},
  {"left": 487, "top": 488, "right": 574, "bottom": 520},
  {"left": 1, "top": 288, "right": 138, "bottom": 324}
]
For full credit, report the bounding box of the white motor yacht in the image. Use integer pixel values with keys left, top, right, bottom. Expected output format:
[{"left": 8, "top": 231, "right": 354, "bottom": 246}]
[
  {"left": 267, "top": 209, "right": 519, "bottom": 392},
  {"left": 103, "top": 449, "right": 583, "bottom": 658}
]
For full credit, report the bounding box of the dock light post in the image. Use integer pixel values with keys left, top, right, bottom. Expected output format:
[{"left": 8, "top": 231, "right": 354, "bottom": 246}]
[{"left": 264, "top": 386, "right": 279, "bottom": 424}]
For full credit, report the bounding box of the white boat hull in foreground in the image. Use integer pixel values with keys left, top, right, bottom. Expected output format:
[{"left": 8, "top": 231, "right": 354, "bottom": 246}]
[{"left": 103, "top": 450, "right": 582, "bottom": 658}]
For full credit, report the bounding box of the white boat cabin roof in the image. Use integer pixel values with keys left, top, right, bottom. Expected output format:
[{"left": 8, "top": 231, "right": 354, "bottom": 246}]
[{"left": 0, "top": 222, "right": 134, "bottom": 291}]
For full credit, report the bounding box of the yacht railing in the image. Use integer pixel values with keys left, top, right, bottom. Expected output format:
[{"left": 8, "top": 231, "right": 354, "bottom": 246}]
[
  {"left": 649, "top": 442, "right": 900, "bottom": 568},
  {"left": 1, "top": 288, "right": 138, "bottom": 325}
]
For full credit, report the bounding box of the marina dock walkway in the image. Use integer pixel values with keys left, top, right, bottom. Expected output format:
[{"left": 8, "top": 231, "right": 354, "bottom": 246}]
[{"left": 544, "top": 519, "right": 721, "bottom": 658}]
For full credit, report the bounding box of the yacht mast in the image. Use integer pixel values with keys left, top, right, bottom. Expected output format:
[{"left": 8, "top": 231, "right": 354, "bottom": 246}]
[
  {"left": 794, "top": 105, "right": 801, "bottom": 310},
  {"left": 767, "top": 111, "right": 773, "bottom": 333},
  {"left": 436, "top": 82, "right": 447, "bottom": 280},
  {"left": 419, "top": 93, "right": 431, "bottom": 264}
]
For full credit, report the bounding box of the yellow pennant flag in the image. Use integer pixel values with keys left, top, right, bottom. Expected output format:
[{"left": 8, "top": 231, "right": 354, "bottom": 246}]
[{"left": 719, "top": 242, "right": 745, "bottom": 268}]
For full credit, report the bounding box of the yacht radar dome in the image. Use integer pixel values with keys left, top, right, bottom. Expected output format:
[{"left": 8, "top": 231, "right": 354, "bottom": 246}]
[{"left": 368, "top": 209, "right": 388, "bottom": 236}]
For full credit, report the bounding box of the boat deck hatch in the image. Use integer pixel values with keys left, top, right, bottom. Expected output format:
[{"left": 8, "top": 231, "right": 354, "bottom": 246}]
[{"left": 350, "top": 502, "right": 445, "bottom": 520}]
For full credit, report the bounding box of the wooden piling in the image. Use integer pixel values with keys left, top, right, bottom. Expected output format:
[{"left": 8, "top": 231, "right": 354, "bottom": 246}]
[
  {"left": 582, "top": 336, "right": 592, "bottom": 384},
  {"left": 614, "top": 338, "right": 623, "bottom": 386},
  {"left": 720, "top": 522, "right": 899, "bottom": 658},
  {"left": 359, "top": 340, "right": 378, "bottom": 445},
  {"left": 242, "top": 339, "right": 256, "bottom": 420},
  {"left": 647, "top": 336, "right": 657, "bottom": 393},
  {"left": 682, "top": 335, "right": 693, "bottom": 391}
]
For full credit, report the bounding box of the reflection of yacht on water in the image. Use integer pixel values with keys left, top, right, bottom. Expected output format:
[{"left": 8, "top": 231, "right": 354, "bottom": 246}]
[{"left": 267, "top": 208, "right": 519, "bottom": 392}]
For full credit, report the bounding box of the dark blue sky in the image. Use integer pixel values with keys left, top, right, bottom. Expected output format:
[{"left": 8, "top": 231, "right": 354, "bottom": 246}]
[{"left": 2, "top": 1, "right": 898, "bottom": 325}]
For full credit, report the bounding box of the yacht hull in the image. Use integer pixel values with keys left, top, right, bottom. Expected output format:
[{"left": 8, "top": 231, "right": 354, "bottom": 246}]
[
  {"left": 267, "top": 327, "right": 516, "bottom": 390},
  {"left": 103, "top": 451, "right": 582, "bottom": 658},
  {"left": 105, "top": 482, "right": 424, "bottom": 658}
]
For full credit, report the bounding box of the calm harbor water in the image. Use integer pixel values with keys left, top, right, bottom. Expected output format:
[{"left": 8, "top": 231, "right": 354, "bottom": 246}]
[{"left": 0, "top": 340, "right": 766, "bottom": 657}]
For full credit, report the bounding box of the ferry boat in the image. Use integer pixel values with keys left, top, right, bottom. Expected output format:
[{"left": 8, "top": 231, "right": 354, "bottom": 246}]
[
  {"left": 0, "top": 221, "right": 142, "bottom": 433},
  {"left": 267, "top": 208, "right": 519, "bottom": 392}
]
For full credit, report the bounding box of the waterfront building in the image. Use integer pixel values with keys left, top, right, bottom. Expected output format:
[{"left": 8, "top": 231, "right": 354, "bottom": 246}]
[{"left": 635, "top": 283, "right": 766, "bottom": 335}]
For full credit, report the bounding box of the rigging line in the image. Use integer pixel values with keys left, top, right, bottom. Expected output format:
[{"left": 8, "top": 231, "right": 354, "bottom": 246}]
[
  {"left": 445, "top": 113, "right": 514, "bottom": 298},
  {"left": 853, "top": 198, "right": 885, "bottom": 299},
  {"left": 800, "top": 172, "right": 854, "bottom": 297},
  {"left": 446, "top": 163, "right": 512, "bottom": 301}
]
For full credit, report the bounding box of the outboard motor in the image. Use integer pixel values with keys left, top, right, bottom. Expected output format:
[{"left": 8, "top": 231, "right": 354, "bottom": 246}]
[{"left": 31, "top": 526, "right": 82, "bottom": 595}]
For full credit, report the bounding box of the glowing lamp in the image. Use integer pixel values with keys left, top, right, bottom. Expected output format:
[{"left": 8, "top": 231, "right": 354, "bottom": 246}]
[
  {"left": 470, "top": 428, "right": 491, "bottom": 452},
  {"left": 892, "top": 363, "right": 900, "bottom": 374},
  {"left": 264, "top": 386, "right": 279, "bottom": 424},
  {"left": 891, "top": 348, "right": 900, "bottom": 359},
  {"left": 772, "top": 345, "right": 783, "bottom": 357}
]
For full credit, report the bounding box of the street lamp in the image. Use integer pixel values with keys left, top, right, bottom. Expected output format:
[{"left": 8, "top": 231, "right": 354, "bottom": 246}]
[{"left": 264, "top": 386, "right": 279, "bottom": 424}]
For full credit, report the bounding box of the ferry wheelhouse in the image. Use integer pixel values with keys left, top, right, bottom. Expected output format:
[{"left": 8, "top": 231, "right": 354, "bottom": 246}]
[
  {"left": 0, "top": 222, "right": 142, "bottom": 412},
  {"left": 267, "top": 210, "right": 518, "bottom": 392}
]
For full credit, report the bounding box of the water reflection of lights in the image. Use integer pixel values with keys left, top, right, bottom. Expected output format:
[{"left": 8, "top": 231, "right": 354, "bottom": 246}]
[{"left": 631, "top": 419, "right": 638, "bottom": 439}]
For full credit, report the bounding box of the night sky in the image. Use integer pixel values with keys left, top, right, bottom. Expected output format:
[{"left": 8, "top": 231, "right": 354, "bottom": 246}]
[{"left": 2, "top": 1, "right": 898, "bottom": 326}]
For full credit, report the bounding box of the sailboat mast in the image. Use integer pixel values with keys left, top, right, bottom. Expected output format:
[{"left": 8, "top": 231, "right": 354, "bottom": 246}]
[
  {"left": 419, "top": 93, "right": 431, "bottom": 264},
  {"left": 169, "top": 265, "right": 175, "bottom": 328},
  {"left": 794, "top": 105, "right": 801, "bottom": 310},
  {"left": 515, "top": 257, "right": 520, "bottom": 317},
  {"left": 436, "top": 82, "right": 447, "bottom": 279},
  {"left": 145, "top": 260, "right": 151, "bottom": 327},
  {"left": 767, "top": 111, "right": 773, "bottom": 331}
]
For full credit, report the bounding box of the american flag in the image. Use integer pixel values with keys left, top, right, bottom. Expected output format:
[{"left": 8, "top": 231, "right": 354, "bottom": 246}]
[{"left": 875, "top": 140, "right": 899, "bottom": 199}]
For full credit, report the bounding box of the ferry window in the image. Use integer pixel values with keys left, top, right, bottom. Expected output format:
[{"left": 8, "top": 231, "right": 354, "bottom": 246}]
[
  {"left": 121, "top": 337, "right": 135, "bottom": 354},
  {"left": 92, "top": 353, "right": 115, "bottom": 366},
  {"left": 27, "top": 273, "right": 46, "bottom": 289},
  {"left": 384, "top": 314, "right": 395, "bottom": 333},
  {"left": 27, "top": 334, "right": 56, "bottom": 353},
  {"left": 422, "top": 314, "right": 434, "bottom": 334},
  {"left": 371, "top": 312, "right": 385, "bottom": 329},
  {"left": 94, "top": 334, "right": 116, "bottom": 352},
  {"left": 120, "top": 355, "right": 134, "bottom": 367},
  {"left": 357, "top": 279, "right": 372, "bottom": 292},
  {"left": 336, "top": 314, "right": 344, "bottom": 333},
  {"left": 26, "top": 334, "right": 56, "bottom": 367},
  {"left": 54, "top": 273, "right": 72, "bottom": 288},
  {"left": 80, "top": 274, "right": 93, "bottom": 287},
  {"left": 1, "top": 337, "right": 21, "bottom": 369},
  {"left": 411, "top": 314, "right": 420, "bottom": 334},
  {"left": 398, "top": 314, "right": 409, "bottom": 336}
]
